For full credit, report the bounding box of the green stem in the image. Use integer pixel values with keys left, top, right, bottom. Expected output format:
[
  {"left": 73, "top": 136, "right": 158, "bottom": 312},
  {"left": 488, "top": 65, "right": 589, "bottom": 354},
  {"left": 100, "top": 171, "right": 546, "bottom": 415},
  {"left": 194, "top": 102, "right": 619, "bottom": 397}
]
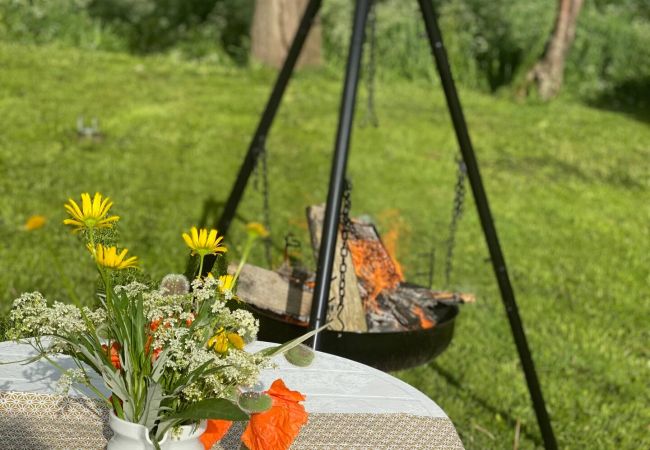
[
  {"left": 234, "top": 236, "right": 255, "bottom": 283},
  {"left": 197, "top": 254, "right": 205, "bottom": 279},
  {"left": 41, "top": 351, "right": 111, "bottom": 406}
]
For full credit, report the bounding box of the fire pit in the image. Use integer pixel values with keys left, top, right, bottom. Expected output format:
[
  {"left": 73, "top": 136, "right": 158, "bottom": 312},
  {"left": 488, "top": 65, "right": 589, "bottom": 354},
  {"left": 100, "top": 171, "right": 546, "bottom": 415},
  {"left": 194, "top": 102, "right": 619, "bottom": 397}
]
[
  {"left": 233, "top": 210, "right": 472, "bottom": 372},
  {"left": 250, "top": 298, "right": 458, "bottom": 372}
]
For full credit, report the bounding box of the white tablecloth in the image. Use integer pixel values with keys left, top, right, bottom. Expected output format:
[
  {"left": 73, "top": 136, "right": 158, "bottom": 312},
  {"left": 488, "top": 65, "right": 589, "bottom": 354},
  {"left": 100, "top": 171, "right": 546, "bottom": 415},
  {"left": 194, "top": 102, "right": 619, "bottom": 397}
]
[{"left": 0, "top": 340, "right": 447, "bottom": 418}]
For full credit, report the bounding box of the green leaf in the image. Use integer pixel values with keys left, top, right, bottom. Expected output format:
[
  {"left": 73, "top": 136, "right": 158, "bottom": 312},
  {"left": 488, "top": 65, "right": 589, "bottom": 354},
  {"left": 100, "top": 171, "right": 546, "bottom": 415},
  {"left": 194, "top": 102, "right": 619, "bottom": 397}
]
[
  {"left": 166, "top": 398, "right": 249, "bottom": 422},
  {"left": 256, "top": 324, "right": 329, "bottom": 358},
  {"left": 139, "top": 381, "right": 167, "bottom": 429},
  {"left": 150, "top": 347, "right": 169, "bottom": 382}
]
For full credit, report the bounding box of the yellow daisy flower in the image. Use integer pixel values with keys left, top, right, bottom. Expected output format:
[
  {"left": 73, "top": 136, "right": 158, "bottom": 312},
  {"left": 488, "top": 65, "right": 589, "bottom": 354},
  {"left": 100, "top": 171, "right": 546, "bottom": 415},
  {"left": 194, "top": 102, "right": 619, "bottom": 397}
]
[
  {"left": 207, "top": 329, "right": 229, "bottom": 354},
  {"left": 88, "top": 243, "right": 138, "bottom": 270},
  {"left": 63, "top": 192, "right": 119, "bottom": 232},
  {"left": 246, "top": 222, "right": 270, "bottom": 238},
  {"left": 227, "top": 333, "right": 245, "bottom": 350},
  {"left": 182, "top": 227, "right": 227, "bottom": 256},
  {"left": 218, "top": 274, "right": 237, "bottom": 300}
]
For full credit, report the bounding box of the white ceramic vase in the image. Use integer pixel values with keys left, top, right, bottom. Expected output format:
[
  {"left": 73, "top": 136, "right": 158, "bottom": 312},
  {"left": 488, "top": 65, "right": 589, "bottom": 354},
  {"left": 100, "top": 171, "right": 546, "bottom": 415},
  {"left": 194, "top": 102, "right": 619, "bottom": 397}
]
[
  {"left": 107, "top": 412, "right": 168, "bottom": 450},
  {"left": 162, "top": 421, "right": 208, "bottom": 450}
]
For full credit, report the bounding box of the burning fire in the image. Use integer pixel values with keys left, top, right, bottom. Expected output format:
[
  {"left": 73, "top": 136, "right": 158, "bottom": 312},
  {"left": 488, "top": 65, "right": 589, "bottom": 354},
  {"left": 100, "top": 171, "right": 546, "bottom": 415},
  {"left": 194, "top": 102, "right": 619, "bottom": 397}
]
[{"left": 348, "top": 227, "right": 404, "bottom": 312}]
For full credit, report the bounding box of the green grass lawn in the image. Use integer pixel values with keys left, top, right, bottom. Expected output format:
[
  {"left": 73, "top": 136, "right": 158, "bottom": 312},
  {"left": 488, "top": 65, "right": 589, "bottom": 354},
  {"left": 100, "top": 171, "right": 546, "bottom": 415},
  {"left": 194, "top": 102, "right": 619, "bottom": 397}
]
[{"left": 1, "top": 42, "right": 648, "bottom": 449}]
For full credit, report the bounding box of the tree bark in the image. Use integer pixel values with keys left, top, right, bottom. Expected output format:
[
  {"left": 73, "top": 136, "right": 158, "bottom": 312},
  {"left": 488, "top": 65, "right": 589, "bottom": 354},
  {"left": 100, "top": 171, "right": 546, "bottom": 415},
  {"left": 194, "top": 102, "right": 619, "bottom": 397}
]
[
  {"left": 250, "top": 0, "right": 322, "bottom": 69},
  {"left": 520, "top": 0, "right": 584, "bottom": 100}
]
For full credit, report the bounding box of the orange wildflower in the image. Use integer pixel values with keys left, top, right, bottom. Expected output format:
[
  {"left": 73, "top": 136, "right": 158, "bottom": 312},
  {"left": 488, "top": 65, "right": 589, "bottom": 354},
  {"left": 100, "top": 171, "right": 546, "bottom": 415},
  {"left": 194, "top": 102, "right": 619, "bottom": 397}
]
[
  {"left": 150, "top": 319, "right": 161, "bottom": 332},
  {"left": 101, "top": 341, "right": 121, "bottom": 370},
  {"left": 241, "top": 379, "right": 308, "bottom": 450}
]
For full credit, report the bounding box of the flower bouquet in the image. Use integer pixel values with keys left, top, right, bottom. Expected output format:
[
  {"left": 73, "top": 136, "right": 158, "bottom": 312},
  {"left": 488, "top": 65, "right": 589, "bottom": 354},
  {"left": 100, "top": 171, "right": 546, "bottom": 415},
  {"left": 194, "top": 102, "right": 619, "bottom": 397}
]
[{"left": 6, "top": 193, "right": 320, "bottom": 449}]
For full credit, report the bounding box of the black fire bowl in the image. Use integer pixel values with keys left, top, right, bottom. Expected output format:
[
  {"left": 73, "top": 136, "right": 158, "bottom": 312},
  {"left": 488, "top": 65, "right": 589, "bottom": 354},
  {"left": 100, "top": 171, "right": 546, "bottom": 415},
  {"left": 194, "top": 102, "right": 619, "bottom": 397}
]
[{"left": 249, "top": 303, "right": 459, "bottom": 372}]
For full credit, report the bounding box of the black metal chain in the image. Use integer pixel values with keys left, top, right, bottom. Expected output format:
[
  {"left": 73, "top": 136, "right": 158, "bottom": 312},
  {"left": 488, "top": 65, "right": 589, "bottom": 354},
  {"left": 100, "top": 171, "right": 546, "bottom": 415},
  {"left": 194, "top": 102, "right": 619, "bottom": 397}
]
[
  {"left": 362, "top": 3, "right": 379, "bottom": 128},
  {"left": 329, "top": 179, "right": 353, "bottom": 329},
  {"left": 444, "top": 157, "right": 467, "bottom": 287}
]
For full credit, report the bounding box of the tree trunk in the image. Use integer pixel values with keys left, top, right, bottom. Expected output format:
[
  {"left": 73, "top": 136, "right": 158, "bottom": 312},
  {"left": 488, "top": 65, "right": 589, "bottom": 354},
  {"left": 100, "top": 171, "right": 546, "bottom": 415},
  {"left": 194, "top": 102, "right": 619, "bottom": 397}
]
[
  {"left": 520, "top": 0, "right": 584, "bottom": 100},
  {"left": 250, "top": 0, "right": 322, "bottom": 69}
]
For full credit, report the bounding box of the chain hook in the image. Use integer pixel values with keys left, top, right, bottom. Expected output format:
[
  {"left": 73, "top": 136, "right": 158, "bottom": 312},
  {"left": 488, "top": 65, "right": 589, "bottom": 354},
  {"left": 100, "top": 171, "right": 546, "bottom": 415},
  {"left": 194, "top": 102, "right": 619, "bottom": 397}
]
[
  {"left": 444, "top": 156, "right": 467, "bottom": 287},
  {"left": 328, "top": 178, "right": 353, "bottom": 330}
]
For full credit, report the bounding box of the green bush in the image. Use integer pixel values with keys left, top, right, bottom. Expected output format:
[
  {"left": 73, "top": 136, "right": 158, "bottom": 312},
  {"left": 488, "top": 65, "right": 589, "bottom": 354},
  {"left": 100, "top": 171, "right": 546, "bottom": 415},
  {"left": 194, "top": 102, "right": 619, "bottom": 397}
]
[
  {"left": 320, "top": 0, "right": 650, "bottom": 100},
  {"left": 1, "top": 0, "right": 648, "bottom": 104},
  {"left": 321, "top": 0, "right": 553, "bottom": 90},
  {"left": 568, "top": 2, "right": 650, "bottom": 102},
  {"left": 0, "top": 0, "right": 125, "bottom": 51},
  {"left": 86, "top": 0, "right": 253, "bottom": 62}
]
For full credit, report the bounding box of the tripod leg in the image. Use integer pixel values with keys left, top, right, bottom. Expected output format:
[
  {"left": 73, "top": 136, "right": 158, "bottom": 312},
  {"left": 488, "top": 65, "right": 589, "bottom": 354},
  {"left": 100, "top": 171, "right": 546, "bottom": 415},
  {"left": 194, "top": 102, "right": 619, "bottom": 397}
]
[
  {"left": 203, "top": 0, "right": 322, "bottom": 275},
  {"left": 416, "top": 1, "right": 558, "bottom": 449},
  {"left": 309, "top": 0, "right": 372, "bottom": 349}
]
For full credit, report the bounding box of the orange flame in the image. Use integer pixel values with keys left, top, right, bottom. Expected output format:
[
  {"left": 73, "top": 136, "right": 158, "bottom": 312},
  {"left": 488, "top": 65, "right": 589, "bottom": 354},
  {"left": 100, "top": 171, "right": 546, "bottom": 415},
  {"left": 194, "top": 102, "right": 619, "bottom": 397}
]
[
  {"left": 348, "top": 236, "right": 403, "bottom": 312},
  {"left": 382, "top": 228, "right": 404, "bottom": 280},
  {"left": 411, "top": 305, "right": 435, "bottom": 329}
]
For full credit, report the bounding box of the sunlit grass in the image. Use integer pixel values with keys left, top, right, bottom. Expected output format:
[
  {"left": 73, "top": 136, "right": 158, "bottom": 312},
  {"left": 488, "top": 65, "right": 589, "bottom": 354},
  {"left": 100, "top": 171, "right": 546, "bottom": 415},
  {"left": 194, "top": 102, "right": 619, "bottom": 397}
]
[{"left": 0, "top": 42, "right": 648, "bottom": 449}]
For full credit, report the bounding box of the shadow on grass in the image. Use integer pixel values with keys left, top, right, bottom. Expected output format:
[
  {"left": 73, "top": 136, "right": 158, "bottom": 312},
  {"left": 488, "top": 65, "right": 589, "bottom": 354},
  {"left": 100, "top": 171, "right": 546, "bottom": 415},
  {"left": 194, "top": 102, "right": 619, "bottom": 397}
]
[
  {"left": 429, "top": 361, "right": 543, "bottom": 447},
  {"left": 493, "top": 153, "right": 644, "bottom": 190},
  {"left": 586, "top": 77, "right": 650, "bottom": 124}
]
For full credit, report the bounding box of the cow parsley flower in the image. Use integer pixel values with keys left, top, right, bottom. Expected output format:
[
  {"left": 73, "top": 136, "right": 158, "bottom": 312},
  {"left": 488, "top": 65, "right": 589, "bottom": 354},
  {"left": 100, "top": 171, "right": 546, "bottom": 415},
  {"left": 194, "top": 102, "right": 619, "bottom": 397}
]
[{"left": 55, "top": 369, "right": 87, "bottom": 395}]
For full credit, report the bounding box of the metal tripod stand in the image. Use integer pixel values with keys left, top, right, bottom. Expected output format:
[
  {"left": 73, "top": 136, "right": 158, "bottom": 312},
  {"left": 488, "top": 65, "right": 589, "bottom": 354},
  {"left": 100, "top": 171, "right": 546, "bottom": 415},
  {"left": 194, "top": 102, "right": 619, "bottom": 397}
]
[{"left": 207, "top": 1, "right": 557, "bottom": 448}]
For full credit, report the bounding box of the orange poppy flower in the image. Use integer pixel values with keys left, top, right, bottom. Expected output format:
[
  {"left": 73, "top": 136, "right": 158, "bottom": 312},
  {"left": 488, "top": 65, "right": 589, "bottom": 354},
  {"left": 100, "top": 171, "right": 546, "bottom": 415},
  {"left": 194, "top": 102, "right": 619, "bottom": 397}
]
[
  {"left": 200, "top": 419, "right": 233, "bottom": 450},
  {"left": 241, "top": 379, "right": 308, "bottom": 450}
]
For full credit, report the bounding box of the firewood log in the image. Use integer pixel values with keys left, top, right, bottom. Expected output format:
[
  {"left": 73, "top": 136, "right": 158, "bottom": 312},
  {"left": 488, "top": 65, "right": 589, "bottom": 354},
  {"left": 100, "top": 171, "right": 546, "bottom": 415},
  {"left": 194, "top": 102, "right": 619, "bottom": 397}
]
[{"left": 306, "top": 205, "right": 368, "bottom": 332}]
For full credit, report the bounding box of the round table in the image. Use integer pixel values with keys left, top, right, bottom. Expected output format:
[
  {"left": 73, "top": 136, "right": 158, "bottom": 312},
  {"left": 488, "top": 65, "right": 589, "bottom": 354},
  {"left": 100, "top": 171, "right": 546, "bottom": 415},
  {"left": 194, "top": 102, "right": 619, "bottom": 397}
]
[{"left": 0, "top": 340, "right": 464, "bottom": 449}]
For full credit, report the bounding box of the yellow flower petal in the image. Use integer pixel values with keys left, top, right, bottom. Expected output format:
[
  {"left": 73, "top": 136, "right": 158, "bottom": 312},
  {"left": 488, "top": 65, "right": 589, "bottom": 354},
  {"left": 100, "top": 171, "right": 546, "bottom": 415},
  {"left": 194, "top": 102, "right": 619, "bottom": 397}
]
[
  {"left": 207, "top": 332, "right": 229, "bottom": 354},
  {"left": 227, "top": 333, "right": 245, "bottom": 350},
  {"left": 91, "top": 243, "right": 138, "bottom": 270},
  {"left": 24, "top": 215, "right": 46, "bottom": 231},
  {"left": 182, "top": 226, "right": 227, "bottom": 256},
  {"left": 207, "top": 229, "right": 217, "bottom": 247},
  {"left": 63, "top": 192, "right": 119, "bottom": 231},
  {"left": 246, "top": 222, "right": 270, "bottom": 238}
]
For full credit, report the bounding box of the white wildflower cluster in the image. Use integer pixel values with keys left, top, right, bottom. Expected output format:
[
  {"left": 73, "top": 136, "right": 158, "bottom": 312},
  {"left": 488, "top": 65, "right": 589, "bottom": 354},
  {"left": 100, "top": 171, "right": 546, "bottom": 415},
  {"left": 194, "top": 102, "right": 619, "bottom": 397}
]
[
  {"left": 55, "top": 368, "right": 87, "bottom": 396},
  {"left": 140, "top": 275, "right": 268, "bottom": 401},
  {"left": 180, "top": 383, "right": 205, "bottom": 402},
  {"left": 182, "top": 348, "right": 269, "bottom": 399},
  {"left": 142, "top": 289, "right": 189, "bottom": 324},
  {"left": 210, "top": 296, "right": 228, "bottom": 315},
  {"left": 157, "top": 327, "right": 193, "bottom": 371},
  {"left": 7, "top": 292, "right": 87, "bottom": 339},
  {"left": 114, "top": 281, "right": 149, "bottom": 297},
  {"left": 49, "top": 302, "right": 86, "bottom": 335},
  {"left": 9, "top": 275, "right": 269, "bottom": 411},
  {"left": 191, "top": 276, "right": 219, "bottom": 303},
  {"left": 219, "top": 349, "right": 271, "bottom": 390},
  {"left": 227, "top": 309, "right": 259, "bottom": 344},
  {"left": 82, "top": 306, "right": 107, "bottom": 328},
  {"left": 7, "top": 292, "right": 49, "bottom": 339}
]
